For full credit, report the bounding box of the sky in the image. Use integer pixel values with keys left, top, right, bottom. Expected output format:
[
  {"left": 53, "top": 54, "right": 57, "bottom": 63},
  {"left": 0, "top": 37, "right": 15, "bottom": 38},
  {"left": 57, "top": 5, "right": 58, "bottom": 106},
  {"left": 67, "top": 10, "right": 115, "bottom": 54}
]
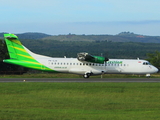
[{"left": 1, "top": 0, "right": 160, "bottom": 36}]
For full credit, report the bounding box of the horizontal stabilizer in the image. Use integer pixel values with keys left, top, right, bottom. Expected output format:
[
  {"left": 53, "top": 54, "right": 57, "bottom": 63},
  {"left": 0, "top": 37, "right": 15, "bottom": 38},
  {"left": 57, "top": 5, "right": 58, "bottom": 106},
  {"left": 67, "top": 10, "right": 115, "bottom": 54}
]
[{"left": 5, "top": 34, "right": 18, "bottom": 40}]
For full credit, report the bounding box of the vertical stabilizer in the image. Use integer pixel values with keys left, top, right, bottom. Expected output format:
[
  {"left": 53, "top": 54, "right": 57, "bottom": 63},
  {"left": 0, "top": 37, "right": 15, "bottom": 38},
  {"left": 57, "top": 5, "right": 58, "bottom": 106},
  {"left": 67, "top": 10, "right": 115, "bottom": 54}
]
[
  {"left": 4, "top": 34, "right": 20, "bottom": 59},
  {"left": 4, "top": 33, "right": 33, "bottom": 60},
  {"left": 3, "top": 33, "right": 53, "bottom": 71}
]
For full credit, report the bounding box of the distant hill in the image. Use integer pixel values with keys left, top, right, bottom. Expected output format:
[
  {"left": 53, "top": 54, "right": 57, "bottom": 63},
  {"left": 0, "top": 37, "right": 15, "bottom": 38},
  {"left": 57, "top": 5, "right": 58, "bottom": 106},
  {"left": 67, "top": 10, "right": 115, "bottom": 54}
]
[
  {"left": 116, "top": 32, "right": 160, "bottom": 43},
  {"left": 42, "top": 32, "right": 160, "bottom": 43},
  {"left": 16, "top": 32, "right": 52, "bottom": 39},
  {"left": 0, "top": 32, "right": 160, "bottom": 43}
]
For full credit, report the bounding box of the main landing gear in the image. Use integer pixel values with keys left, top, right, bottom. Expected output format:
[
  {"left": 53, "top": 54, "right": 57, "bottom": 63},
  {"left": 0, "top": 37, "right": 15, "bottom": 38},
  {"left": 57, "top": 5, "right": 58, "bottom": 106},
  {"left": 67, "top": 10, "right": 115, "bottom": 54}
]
[
  {"left": 83, "top": 71, "right": 105, "bottom": 78},
  {"left": 83, "top": 73, "right": 90, "bottom": 78}
]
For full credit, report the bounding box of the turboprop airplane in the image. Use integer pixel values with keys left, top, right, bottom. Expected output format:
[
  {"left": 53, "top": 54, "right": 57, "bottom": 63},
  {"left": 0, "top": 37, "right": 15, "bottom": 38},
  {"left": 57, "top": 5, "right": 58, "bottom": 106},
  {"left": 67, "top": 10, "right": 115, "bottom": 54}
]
[{"left": 3, "top": 33, "right": 158, "bottom": 78}]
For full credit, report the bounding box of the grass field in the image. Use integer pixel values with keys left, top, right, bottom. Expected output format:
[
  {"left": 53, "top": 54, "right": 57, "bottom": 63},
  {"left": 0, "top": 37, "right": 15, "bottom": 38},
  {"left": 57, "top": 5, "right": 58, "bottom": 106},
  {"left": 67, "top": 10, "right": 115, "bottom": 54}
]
[
  {"left": 0, "top": 72, "right": 160, "bottom": 78},
  {"left": 0, "top": 82, "right": 160, "bottom": 120}
]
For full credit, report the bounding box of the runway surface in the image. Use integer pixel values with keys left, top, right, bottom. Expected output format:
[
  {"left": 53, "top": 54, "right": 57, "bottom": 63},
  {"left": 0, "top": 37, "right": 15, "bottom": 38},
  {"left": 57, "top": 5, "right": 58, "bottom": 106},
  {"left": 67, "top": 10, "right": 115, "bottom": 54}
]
[{"left": 0, "top": 78, "right": 160, "bottom": 82}]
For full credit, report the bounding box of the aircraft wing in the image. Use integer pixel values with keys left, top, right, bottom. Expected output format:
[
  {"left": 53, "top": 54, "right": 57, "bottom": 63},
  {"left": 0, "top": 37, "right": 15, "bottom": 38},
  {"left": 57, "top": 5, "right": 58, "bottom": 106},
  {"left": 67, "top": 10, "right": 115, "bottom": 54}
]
[{"left": 77, "top": 52, "right": 108, "bottom": 64}]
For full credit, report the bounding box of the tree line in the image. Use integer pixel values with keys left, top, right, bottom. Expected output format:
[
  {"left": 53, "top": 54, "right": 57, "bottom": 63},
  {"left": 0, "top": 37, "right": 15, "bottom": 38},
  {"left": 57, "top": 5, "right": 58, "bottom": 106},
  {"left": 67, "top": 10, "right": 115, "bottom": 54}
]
[{"left": 21, "top": 39, "right": 160, "bottom": 59}]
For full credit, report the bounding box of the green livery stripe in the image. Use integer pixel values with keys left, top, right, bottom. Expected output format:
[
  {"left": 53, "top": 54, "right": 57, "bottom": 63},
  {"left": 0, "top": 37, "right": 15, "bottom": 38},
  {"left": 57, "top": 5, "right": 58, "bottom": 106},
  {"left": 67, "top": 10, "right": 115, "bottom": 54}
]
[
  {"left": 10, "top": 39, "right": 22, "bottom": 45},
  {"left": 11, "top": 46, "right": 28, "bottom": 53},
  {"left": 3, "top": 59, "right": 56, "bottom": 72},
  {"left": 22, "top": 60, "right": 42, "bottom": 65},
  {"left": 17, "top": 54, "right": 34, "bottom": 59},
  {"left": 28, "top": 66, "right": 53, "bottom": 71}
]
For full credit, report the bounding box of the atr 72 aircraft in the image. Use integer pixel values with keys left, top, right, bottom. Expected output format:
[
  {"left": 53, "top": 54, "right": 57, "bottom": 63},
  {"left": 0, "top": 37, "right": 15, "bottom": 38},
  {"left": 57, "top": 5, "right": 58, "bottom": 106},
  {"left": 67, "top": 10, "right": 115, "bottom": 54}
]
[{"left": 3, "top": 33, "right": 158, "bottom": 78}]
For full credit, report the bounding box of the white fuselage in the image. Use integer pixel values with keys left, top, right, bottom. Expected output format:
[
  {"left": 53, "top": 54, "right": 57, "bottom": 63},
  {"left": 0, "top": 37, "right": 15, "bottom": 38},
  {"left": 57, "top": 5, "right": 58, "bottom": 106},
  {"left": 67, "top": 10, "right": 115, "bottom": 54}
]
[
  {"left": 26, "top": 46, "right": 158, "bottom": 76},
  {"left": 37, "top": 57, "right": 158, "bottom": 75}
]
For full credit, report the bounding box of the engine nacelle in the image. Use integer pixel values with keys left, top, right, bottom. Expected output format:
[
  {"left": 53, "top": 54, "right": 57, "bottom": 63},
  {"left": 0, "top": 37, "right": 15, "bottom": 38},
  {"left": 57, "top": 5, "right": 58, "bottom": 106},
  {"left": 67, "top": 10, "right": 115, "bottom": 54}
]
[{"left": 77, "top": 52, "right": 108, "bottom": 64}]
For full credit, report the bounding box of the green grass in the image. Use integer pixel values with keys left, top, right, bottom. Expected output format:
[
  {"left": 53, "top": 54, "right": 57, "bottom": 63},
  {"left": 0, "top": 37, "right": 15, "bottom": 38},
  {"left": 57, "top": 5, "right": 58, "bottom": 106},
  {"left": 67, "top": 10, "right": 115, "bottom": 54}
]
[
  {"left": 0, "top": 72, "right": 160, "bottom": 78},
  {"left": 0, "top": 82, "right": 160, "bottom": 120}
]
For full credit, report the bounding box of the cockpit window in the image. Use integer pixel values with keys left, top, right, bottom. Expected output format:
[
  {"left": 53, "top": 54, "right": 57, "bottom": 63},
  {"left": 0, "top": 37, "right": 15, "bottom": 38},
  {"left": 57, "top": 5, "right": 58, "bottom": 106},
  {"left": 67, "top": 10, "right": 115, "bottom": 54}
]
[{"left": 143, "top": 62, "right": 151, "bottom": 65}]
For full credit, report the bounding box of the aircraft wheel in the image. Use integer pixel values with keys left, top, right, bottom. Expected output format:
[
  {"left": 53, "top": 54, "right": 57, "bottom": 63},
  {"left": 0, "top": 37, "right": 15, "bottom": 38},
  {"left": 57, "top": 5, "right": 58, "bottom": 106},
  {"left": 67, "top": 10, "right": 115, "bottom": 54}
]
[{"left": 83, "top": 74, "right": 90, "bottom": 78}]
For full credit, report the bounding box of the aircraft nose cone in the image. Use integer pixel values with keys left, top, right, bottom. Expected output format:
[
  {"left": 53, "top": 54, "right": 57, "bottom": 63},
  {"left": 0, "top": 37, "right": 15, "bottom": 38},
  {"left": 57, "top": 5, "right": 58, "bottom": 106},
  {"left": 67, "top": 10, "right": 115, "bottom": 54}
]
[
  {"left": 150, "top": 66, "right": 159, "bottom": 73},
  {"left": 154, "top": 67, "right": 159, "bottom": 73}
]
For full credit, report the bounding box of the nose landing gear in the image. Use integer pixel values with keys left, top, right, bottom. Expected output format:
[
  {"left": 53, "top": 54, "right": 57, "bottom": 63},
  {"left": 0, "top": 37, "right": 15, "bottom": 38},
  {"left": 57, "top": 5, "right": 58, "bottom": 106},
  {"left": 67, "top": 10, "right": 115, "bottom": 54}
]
[{"left": 146, "top": 74, "right": 150, "bottom": 78}]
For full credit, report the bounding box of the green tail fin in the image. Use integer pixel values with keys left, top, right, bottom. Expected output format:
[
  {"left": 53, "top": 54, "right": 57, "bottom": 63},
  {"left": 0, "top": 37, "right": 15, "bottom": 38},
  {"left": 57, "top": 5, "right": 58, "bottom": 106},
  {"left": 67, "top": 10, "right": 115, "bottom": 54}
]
[
  {"left": 3, "top": 33, "right": 53, "bottom": 71},
  {"left": 4, "top": 33, "right": 34, "bottom": 60}
]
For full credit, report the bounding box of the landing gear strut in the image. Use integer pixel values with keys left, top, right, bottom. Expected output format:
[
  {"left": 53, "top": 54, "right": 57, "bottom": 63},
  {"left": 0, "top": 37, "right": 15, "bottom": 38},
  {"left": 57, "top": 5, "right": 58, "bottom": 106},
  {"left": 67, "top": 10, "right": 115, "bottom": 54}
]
[
  {"left": 83, "top": 73, "right": 90, "bottom": 78},
  {"left": 146, "top": 74, "right": 150, "bottom": 78}
]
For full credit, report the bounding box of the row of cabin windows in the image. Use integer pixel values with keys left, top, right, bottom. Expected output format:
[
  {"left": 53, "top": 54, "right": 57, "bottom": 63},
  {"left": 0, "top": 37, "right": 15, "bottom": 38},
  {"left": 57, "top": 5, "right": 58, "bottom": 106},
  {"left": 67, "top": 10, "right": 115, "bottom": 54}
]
[{"left": 50, "top": 62, "right": 127, "bottom": 66}]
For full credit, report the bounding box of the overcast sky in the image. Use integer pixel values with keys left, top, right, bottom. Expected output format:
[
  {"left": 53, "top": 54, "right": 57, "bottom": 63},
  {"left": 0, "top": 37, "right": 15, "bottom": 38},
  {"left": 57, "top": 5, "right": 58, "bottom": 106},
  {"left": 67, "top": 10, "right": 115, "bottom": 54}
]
[{"left": 1, "top": 0, "right": 160, "bottom": 36}]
